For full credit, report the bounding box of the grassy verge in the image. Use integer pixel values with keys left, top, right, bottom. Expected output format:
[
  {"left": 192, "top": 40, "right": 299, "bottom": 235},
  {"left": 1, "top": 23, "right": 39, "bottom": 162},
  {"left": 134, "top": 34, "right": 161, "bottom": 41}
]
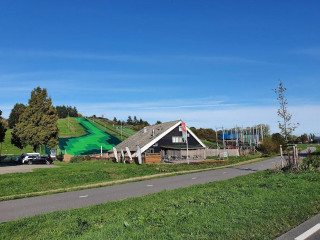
[
  {"left": 58, "top": 118, "right": 87, "bottom": 138},
  {"left": 0, "top": 155, "right": 266, "bottom": 199},
  {"left": 1, "top": 170, "right": 320, "bottom": 239},
  {"left": 297, "top": 143, "right": 320, "bottom": 151}
]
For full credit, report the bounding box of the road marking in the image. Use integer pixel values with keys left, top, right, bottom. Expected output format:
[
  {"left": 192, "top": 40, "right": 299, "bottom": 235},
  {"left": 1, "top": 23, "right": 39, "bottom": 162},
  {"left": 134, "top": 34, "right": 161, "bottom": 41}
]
[
  {"left": 79, "top": 195, "right": 88, "bottom": 198},
  {"left": 223, "top": 172, "right": 227, "bottom": 174},
  {"left": 192, "top": 177, "right": 197, "bottom": 179},
  {"left": 295, "top": 223, "right": 320, "bottom": 240},
  {"left": 147, "top": 185, "right": 153, "bottom": 187}
]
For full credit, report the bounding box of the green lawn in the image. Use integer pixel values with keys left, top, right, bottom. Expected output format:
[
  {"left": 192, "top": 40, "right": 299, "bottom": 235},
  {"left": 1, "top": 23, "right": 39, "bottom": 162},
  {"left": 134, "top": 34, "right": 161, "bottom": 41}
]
[
  {"left": 0, "top": 129, "right": 33, "bottom": 155},
  {"left": 58, "top": 117, "right": 87, "bottom": 138},
  {"left": 0, "top": 154, "right": 263, "bottom": 198},
  {"left": 297, "top": 143, "right": 320, "bottom": 151},
  {"left": 1, "top": 170, "right": 320, "bottom": 240}
]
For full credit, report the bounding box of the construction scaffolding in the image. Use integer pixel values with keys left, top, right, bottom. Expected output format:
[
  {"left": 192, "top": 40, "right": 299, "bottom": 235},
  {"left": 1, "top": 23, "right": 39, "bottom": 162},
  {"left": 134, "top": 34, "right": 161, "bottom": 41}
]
[{"left": 217, "top": 125, "right": 266, "bottom": 150}]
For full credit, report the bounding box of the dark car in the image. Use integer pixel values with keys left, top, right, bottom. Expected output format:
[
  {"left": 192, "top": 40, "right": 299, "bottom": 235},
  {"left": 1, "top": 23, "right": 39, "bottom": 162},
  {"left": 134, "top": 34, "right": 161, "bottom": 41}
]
[{"left": 27, "top": 155, "right": 53, "bottom": 165}]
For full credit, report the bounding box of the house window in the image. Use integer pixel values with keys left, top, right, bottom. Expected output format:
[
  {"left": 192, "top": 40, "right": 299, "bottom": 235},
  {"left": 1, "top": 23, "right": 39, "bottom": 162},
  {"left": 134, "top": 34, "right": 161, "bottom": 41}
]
[
  {"left": 172, "top": 136, "right": 183, "bottom": 143},
  {"left": 179, "top": 126, "right": 182, "bottom": 131}
]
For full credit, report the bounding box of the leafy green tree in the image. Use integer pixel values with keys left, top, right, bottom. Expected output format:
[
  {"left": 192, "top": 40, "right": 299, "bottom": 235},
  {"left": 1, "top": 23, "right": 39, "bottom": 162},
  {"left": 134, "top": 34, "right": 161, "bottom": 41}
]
[
  {"left": 0, "top": 110, "right": 8, "bottom": 157},
  {"left": 300, "top": 134, "right": 308, "bottom": 143},
  {"left": 127, "top": 116, "right": 133, "bottom": 125},
  {"left": 56, "top": 105, "right": 78, "bottom": 118},
  {"left": 273, "top": 81, "right": 299, "bottom": 142},
  {"left": 12, "top": 87, "right": 59, "bottom": 152},
  {"left": 8, "top": 103, "right": 26, "bottom": 129},
  {"left": 133, "top": 116, "right": 138, "bottom": 125}
]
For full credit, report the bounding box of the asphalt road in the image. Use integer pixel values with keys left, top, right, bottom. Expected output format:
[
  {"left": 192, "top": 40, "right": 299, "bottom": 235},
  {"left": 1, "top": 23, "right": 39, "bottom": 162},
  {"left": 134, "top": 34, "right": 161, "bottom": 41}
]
[
  {"left": 0, "top": 155, "right": 282, "bottom": 223},
  {"left": 0, "top": 147, "right": 315, "bottom": 224},
  {"left": 275, "top": 212, "right": 320, "bottom": 240}
]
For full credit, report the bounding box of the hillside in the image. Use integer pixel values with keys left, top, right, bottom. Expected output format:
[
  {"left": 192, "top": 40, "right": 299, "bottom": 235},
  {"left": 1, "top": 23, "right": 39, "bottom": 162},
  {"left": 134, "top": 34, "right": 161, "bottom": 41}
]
[
  {"left": 57, "top": 118, "right": 87, "bottom": 138},
  {"left": 58, "top": 118, "right": 121, "bottom": 155},
  {"left": 1, "top": 117, "right": 136, "bottom": 155},
  {"left": 87, "top": 118, "right": 135, "bottom": 141},
  {"left": 1, "top": 129, "right": 33, "bottom": 155}
]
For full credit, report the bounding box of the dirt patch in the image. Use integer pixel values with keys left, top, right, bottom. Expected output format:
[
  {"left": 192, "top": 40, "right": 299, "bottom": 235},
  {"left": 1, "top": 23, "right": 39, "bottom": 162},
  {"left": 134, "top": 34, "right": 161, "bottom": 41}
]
[{"left": 110, "top": 173, "right": 122, "bottom": 178}]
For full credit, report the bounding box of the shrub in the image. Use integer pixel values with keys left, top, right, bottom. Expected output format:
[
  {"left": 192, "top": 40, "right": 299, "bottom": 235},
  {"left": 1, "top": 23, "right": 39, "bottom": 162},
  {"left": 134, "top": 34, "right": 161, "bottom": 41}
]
[
  {"left": 70, "top": 156, "right": 84, "bottom": 163},
  {"left": 70, "top": 155, "right": 91, "bottom": 163},
  {"left": 300, "top": 150, "right": 320, "bottom": 171},
  {"left": 257, "top": 137, "right": 280, "bottom": 155}
]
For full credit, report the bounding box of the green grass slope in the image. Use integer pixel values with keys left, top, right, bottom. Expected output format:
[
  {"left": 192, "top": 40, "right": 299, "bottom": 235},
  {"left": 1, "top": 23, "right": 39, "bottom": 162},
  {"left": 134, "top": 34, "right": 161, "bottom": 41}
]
[
  {"left": 0, "top": 129, "right": 33, "bottom": 155},
  {"left": 58, "top": 118, "right": 120, "bottom": 155},
  {"left": 58, "top": 118, "right": 87, "bottom": 138},
  {"left": 88, "top": 118, "right": 133, "bottom": 141}
]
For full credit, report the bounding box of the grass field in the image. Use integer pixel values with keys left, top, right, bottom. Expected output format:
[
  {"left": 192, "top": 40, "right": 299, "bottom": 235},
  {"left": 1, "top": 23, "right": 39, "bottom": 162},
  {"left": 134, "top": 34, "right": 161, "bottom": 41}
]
[
  {"left": 59, "top": 118, "right": 120, "bottom": 155},
  {"left": 57, "top": 118, "right": 87, "bottom": 138},
  {"left": 0, "top": 154, "right": 263, "bottom": 199},
  {"left": 1, "top": 170, "right": 320, "bottom": 239},
  {"left": 297, "top": 143, "right": 320, "bottom": 151},
  {"left": 0, "top": 129, "right": 33, "bottom": 155}
]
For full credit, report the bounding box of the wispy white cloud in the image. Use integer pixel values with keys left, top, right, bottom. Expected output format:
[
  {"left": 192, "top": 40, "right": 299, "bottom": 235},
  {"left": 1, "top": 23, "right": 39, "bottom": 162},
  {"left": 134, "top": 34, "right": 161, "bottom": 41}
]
[{"left": 0, "top": 49, "right": 275, "bottom": 65}]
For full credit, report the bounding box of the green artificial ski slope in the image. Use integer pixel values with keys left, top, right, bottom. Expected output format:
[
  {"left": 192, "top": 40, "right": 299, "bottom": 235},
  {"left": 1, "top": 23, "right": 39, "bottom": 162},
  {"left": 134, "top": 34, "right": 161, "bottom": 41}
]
[{"left": 58, "top": 118, "right": 120, "bottom": 155}]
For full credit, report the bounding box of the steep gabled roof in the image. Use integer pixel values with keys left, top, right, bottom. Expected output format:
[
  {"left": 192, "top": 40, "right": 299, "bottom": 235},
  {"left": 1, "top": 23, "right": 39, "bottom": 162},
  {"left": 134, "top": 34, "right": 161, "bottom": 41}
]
[
  {"left": 112, "top": 120, "right": 206, "bottom": 154},
  {"left": 113, "top": 120, "right": 181, "bottom": 153}
]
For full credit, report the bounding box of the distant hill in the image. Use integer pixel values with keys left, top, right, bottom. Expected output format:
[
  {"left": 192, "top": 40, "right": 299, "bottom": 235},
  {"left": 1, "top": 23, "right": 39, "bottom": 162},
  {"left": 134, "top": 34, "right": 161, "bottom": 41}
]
[{"left": 2, "top": 117, "right": 137, "bottom": 155}]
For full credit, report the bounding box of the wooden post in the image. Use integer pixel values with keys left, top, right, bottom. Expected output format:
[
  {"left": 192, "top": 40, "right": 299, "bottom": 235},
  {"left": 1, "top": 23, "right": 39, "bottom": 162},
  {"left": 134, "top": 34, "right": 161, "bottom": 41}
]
[{"left": 280, "top": 145, "right": 284, "bottom": 168}]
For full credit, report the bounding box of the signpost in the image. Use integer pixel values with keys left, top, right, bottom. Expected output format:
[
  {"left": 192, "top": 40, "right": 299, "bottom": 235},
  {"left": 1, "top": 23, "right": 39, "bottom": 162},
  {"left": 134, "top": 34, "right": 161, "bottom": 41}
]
[{"left": 181, "top": 122, "right": 189, "bottom": 164}]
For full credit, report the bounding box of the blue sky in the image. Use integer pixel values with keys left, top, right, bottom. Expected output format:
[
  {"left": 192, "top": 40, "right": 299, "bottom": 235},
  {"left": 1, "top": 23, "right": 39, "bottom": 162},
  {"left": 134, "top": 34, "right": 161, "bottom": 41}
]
[{"left": 0, "top": 0, "right": 319, "bottom": 135}]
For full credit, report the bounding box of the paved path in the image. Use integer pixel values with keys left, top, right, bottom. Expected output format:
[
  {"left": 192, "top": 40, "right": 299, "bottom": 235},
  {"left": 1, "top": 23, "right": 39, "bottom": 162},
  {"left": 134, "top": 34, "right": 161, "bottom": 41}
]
[
  {"left": 0, "top": 147, "right": 315, "bottom": 224},
  {"left": 0, "top": 156, "right": 282, "bottom": 223},
  {"left": 275, "top": 212, "right": 320, "bottom": 240},
  {"left": 0, "top": 164, "right": 59, "bottom": 175}
]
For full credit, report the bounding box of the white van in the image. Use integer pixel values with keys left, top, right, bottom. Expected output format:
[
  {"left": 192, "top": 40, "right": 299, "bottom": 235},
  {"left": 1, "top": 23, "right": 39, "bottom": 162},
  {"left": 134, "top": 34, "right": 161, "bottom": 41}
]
[{"left": 16, "top": 153, "right": 40, "bottom": 164}]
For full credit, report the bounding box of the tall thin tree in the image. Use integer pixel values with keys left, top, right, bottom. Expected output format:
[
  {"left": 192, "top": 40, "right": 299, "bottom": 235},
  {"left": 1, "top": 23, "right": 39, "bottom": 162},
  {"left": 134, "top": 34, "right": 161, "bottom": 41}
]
[{"left": 273, "top": 80, "right": 299, "bottom": 142}]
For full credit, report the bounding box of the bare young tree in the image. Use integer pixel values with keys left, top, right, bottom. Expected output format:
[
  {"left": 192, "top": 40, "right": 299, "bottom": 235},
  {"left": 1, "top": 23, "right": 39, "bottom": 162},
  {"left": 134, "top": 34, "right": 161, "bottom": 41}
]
[{"left": 273, "top": 80, "right": 299, "bottom": 143}]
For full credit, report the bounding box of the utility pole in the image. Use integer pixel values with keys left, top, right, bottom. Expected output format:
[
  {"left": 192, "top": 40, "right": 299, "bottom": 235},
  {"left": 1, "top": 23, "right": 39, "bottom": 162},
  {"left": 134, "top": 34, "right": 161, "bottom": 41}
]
[
  {"left": 215, "top": 127, "right": 219, "bottom": 148},
  {"left": 121, "top": 121, "right": 123, "bottom": 141},
  {"left": 222, "top": 126, "right": 225, "bottom": 149}
]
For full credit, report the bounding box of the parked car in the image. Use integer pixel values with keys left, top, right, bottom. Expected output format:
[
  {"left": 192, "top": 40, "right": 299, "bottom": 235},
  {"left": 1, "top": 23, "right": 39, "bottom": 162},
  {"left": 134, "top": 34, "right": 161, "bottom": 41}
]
[
  {"left": 27, "top": 155, "right": 53, "bottom": 165},
  {"left": 15, "top": 153, "right": 53, "bottom": 165},
  {"left": 15, "top": 153, "right": 40, "bottom": 164}
]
